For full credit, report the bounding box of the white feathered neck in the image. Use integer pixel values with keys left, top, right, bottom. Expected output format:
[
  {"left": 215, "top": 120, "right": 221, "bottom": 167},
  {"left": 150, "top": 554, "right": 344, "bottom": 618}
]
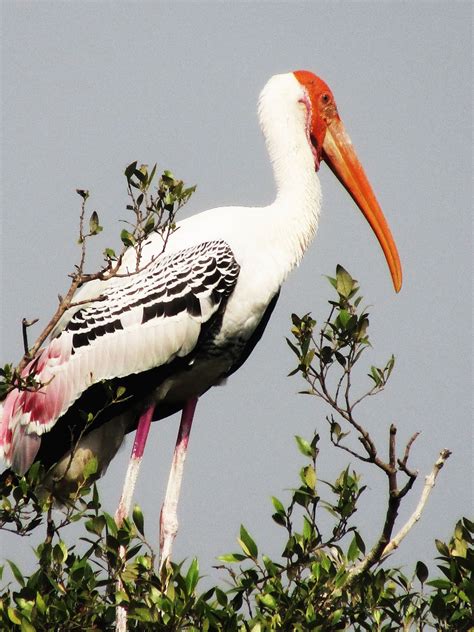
[
  {"left": 163, "top": 73, "right": 323, "bottom": 279},
  {"left": 256, "top": 72, "right": 322, "bottom": 273}
]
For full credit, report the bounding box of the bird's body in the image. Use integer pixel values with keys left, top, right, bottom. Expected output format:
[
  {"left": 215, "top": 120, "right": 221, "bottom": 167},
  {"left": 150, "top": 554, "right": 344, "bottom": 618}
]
[{"left": 0, "top": 71, "right": 401, "bottom": 508}]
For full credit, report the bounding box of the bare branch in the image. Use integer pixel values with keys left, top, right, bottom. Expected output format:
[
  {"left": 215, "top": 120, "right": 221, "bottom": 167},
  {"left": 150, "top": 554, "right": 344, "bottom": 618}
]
[
  {"left": 346, "top": 448, "right": 451, "bottom": 585},
  {"left": 67, "top": 295, "right": 106, "bottom": 310},
  {"left": 380, "top": 448, "right": 451, "bottom": 561},
  {"left": 388, "top": 424, "right": 397, "bottom": 493}
]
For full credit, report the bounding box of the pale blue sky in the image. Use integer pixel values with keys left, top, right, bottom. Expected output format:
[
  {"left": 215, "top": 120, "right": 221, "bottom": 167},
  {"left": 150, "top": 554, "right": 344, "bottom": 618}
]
[{"left": 1, "top": 1, "right": 472, "bottom": 580}]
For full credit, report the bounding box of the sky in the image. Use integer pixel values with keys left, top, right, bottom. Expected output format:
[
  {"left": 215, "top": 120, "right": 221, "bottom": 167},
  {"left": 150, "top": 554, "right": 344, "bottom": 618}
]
[{"left": 1, "top": 1, "right": 472, "bottom": 583}]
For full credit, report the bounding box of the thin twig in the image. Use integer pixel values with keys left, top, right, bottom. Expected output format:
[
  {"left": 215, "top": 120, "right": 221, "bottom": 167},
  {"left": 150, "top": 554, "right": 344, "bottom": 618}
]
[
  {"left": 21, "top": 318, "right": 39, "bottom": 356},
  {"left": 398, "top": 432, "right": 420, "bottom": 473}
]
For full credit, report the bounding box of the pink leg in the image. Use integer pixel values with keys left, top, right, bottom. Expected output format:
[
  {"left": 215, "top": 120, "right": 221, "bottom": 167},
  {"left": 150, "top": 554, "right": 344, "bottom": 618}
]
[
  {"left": 159, "top": 397, "right": 198, "bottom": 570},
  {"left": 115, "top": 405, "right": 155, "bottom": 632},
  {"left": 115, "top": 404, "right": 154, "bottom": 526}
]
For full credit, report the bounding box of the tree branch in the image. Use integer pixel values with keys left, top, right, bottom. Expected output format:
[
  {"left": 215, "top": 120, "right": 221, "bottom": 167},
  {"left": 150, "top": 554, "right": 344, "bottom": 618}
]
[
  {"left": 380, "top": 448, "right": 451, "bottom": 561},
  {"left": 346, "top": 448, "right": 451, "bottom": 583}
]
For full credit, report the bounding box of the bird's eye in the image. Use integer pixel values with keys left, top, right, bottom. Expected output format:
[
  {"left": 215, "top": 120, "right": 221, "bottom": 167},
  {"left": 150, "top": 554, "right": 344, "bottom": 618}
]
[{"left": 321, "top": 94, "right": 330, "bottom": 104}]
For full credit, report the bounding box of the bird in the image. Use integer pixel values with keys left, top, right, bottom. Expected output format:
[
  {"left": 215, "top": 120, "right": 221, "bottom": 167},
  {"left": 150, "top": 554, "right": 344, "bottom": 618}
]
[{"left": 0, "top": 70, "right": 402, "bottom": 564}]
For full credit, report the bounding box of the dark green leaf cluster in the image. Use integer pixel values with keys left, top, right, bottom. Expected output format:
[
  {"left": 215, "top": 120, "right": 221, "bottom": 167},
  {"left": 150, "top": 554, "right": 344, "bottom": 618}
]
[
  {"left": 1, "top": 262, "right": 469, "bottom": 630},
  {"left": 287, "top": 265, "right": 373, "bottom": 382},
  {"left": 0, "top": 464, "right": 45, "bottom": 536},
  {"left": 1, "top": 441, "right": 471, "bottom": 630},
  {"left": 428, "top": 518, "right": 474, "bottom": 628},
  {"left": 0, "top": 468, "right": 222, "bottom": 630}
]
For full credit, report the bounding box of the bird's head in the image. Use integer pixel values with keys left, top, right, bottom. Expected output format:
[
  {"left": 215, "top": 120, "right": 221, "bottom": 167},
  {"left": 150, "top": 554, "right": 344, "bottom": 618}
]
[{"left": 293, "top": 69, "right": 402, "bottom": 293}]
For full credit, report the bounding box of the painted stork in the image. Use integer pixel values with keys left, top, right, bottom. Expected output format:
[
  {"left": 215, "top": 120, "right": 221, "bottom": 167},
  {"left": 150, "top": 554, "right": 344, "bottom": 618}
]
[{"left": 0, "top": 70, "right": 402, "bottom": 565}]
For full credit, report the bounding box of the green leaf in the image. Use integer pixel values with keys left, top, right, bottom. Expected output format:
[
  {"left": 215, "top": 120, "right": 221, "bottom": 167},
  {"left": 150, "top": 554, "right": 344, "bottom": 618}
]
[
  {"left": 132, "top": 505, "right": 145, "bottom": 536},
  {"left": 290, "top": 313, "right": 301, "bottom": 327},
  {"left": 124, "top": 161, "right": 138, "bottom": 180},
  {"left": 331, "top": 420, "right": 342, "bottom": 440},
  {"left": 8, "top": 607, "right": 22, "bottom": 625},
  {"left": 416, "top": 560, "right": 429, "bottom": 584},
  {"left": 329, "top": 608, "right": 343, "bottom": 624},
  {"left": 303, "top": 516, "right": 313, "bottom": 540},
  {"left": 295, "top": 435, "right": 313, "bottom": 458},
  {"left": 239, "top": 524, "right": 258, "bottom": 558},
  {"left": 435, "top": 539, "right": 450, "bottom": 556},
  {"left": 286, "top": 337, "right": 300, "bottom": 357},
  {"left": 148, "top": 163, "right": 157, "bottom": 186},
  {"left": 427, "top": 578, "right": 452, "bottom": 589},
  {"left": 144, "top": 214, "right": 156, "bottom": 235},
  {"left": 103, "top": 512, "right": 118, "bottom": 535},
  {"left": 116, "top": 385, "right": 126, "bottom": 399},
  {"left": 271, "top": 496, "right": 285, "bottom": 514},
  {"left": 132, "top": 607, "right": 153, "bottom": 622},
  {"left": 347, "top": 534, "right": 360, "bottom": 562},
  {"left": 312, "top": 562, "right": 321, "bottom": 581},
  {"left": 272, "top": 513, "right": 286, "bottom": 527},
  {"left": 320, "top": 554, "right": 332, "bottom": 573},
  {"left": 217, "top": 553, "right": 246, "bottom": 563},
  {"left": 83, "top": 456, "right": 98, "bottom": 480},
  {"left": 262, "top": 555, "right": 279, "bottom": 576},
  {"left": 320, "top": 346, "right": 333, "bottom": 364},
  {"left": 120, "top": 229, "right": 136, "bottom": 247},
  {"left": 462, "top": 517, "right": 474, "bottom": 532},
  {"left": 185, "top": 558, "right": 199, "bottom": 595},
  {"left": 258, "top": 593, "right": 277, "bottom": 610},
  {"left": 354, "top": 530, "right": 366, "bottom": 555},
  {"left": 215, "top": 587, "right": 228, "bottom": 606},
  {"left": 369, "top": 366, "right": 382, "bottom": 386},
  {"left": 302, "top": 465, "right": 316, "bottom": 490},
  {"left": 385, "top": 354, "right": 395, "bottom": 379},
  {"left": 85, "top": 515, "right": 106, "bottom": 536},
  {"left": 134, "top": 166, "right": 147, "bottom": 183},
  {"left": 338, "top": 309, "right": 352, "bottom": 328},
  {"left": 7, "top": 560, "right": 25, "bottom": 587},
  {"left": 53, "top": 541, "right": 68, "bottom": 564},
  {"left": 35, "top": 591, "right": 46, "bottom": 615},
  {"left": 336, "top": 265, "right": 354, "bottom": 298},
  {"left": 89, "top": 210, "right": 102, "bottom": 235}
]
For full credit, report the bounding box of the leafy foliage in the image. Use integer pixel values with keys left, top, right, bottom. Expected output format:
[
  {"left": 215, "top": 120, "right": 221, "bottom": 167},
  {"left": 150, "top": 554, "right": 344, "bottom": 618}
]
[
  {"left": 0, "top": 266, "right": 470, "bottom": 630},
  {"left": 0, "top": 442, "right": 471, "bottom": 630}
]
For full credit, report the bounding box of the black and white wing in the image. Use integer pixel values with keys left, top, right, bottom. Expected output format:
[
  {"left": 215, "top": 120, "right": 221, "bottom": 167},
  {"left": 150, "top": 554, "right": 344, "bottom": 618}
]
[{"left": 0, "top": 240, "right": 240, "bottom": 468}]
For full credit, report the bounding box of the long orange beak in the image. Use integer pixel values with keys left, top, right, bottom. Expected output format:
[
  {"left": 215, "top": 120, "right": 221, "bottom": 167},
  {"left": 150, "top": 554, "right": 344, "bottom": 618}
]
[{"left": 322, "top": 119, "right": 402, "bottom": 292}]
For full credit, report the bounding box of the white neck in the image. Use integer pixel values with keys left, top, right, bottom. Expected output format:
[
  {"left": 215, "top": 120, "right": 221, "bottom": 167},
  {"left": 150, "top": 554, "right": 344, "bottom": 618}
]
[{"left": 258, "top": 73, "right": 322, "bottom": 275}]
